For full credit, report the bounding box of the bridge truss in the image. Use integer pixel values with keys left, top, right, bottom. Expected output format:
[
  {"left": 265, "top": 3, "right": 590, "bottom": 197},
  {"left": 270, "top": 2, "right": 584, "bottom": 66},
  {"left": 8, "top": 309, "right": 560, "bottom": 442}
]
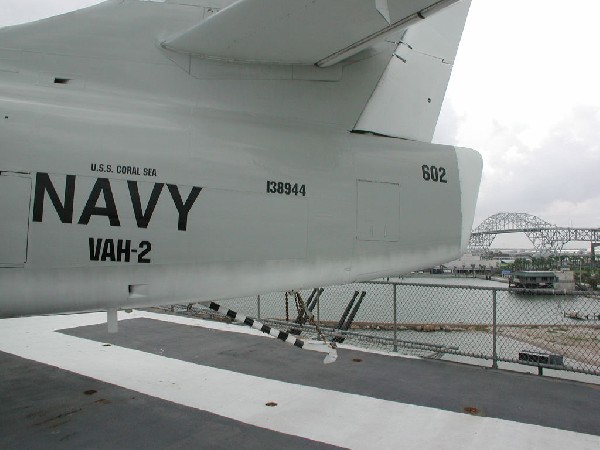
[{"left": 468, "top": 212, "right": 600, "bottom": 253}]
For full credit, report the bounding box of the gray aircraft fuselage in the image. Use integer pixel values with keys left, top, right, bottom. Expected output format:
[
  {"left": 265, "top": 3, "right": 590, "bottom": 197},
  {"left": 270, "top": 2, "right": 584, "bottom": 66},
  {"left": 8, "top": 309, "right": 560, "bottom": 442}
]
[{"left": 0, "top": 0, "right": 481, "bottom": 316}]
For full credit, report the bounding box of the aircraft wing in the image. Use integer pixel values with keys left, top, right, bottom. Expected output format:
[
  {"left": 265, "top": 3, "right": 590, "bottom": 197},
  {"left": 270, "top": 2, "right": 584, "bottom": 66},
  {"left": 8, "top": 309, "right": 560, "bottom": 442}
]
[{"left": 162, "top": 0, "right": 461, "bottom": 67}]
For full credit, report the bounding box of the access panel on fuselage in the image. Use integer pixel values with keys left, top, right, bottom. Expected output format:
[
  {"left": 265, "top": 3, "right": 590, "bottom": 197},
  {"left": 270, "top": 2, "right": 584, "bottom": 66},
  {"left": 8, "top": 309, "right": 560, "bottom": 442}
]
[
  {"left": 356, "top": 180, "right": 400, "bottom": 241},
  {"left": 0, "top": 172, "right": 31, "bottom": 267}
]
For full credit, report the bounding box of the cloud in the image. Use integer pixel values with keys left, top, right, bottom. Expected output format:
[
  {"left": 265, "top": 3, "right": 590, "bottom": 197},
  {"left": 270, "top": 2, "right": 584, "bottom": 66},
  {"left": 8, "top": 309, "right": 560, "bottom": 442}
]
[
  {"left": 1, "top": 1, "right": 102, "bottom": 27},
  {"left": 433, "top": 0, "right": 600, "bottom": 237},
  {"left": 537, "top": 197, "right": 600, "bottom": 229},
  {"left": 437, "top": 104, "right": 600, "bottom": 230}
]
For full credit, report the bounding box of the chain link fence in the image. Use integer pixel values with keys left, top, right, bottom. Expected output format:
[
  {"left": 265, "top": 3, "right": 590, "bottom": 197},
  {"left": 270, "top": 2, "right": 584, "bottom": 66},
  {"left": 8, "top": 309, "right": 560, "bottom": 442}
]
[{"left": 166, "top": 281, "right": 600, "bottom": 376}]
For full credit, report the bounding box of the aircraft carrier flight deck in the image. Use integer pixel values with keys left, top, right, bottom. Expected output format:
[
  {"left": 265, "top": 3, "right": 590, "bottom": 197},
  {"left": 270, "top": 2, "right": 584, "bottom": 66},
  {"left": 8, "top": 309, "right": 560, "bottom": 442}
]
[{"left": 0, "top": 310, "right": 598, "bottom": 449}]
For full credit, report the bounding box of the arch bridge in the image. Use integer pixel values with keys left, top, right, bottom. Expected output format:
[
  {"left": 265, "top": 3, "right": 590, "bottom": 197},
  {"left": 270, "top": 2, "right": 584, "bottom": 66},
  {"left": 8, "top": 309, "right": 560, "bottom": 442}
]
[{"left": 468, "top": 213, "right": 600, "bottom": 256}]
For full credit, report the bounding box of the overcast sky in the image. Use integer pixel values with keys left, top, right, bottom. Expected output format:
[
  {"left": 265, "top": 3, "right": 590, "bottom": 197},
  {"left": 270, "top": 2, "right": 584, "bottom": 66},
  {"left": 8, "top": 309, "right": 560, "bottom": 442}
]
[{"left": 2, "top": 1, "right": 599, "bottom": 248}]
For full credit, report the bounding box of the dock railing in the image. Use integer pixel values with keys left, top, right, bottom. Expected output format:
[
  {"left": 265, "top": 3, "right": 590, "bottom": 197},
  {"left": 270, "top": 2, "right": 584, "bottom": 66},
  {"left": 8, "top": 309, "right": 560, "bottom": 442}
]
[{"left": 171, "top": 280, "right": 600, "bottom": 376}]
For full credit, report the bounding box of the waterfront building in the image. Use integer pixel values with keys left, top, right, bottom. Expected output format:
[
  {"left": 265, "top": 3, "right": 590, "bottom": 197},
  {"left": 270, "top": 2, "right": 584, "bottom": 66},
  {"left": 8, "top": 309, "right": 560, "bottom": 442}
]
[
  {"left": 509, "top": 270, "right": 575, "bottom": 292},
  {"left": 511, "top": 271, "right": 557, "bottom": 289}
]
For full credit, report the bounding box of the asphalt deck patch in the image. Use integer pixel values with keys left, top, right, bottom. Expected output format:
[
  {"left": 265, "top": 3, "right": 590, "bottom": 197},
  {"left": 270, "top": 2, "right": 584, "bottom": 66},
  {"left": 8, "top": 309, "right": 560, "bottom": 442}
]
[{"left": 61, "top": 317, "right": 600, "bottom": 436}]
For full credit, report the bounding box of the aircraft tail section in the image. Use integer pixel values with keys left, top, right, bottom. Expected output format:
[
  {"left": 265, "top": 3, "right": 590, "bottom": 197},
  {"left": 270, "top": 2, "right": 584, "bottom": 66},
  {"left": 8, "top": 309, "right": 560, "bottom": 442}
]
[
  {"left": 354, "top": 0, "right": 471, "bottom": 142},
  {"left": 0, "top": 1, "right": 393, "bottom": 129},
  {"left": 0, "top": 0, "right": 470, "bottom": 133}
]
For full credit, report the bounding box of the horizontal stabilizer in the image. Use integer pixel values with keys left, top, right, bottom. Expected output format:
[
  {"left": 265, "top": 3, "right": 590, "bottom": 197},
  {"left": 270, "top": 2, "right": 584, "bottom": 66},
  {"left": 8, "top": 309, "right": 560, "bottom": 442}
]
[{"left": 162, "top": 0, "right": 460, "bottom": 66}]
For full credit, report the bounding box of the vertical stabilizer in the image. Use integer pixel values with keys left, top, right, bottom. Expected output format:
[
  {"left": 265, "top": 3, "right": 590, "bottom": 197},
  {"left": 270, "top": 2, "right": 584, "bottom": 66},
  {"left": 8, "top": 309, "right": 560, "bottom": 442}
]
[{"left": 354, "top": 0, "right": 471, "bottom": 142}]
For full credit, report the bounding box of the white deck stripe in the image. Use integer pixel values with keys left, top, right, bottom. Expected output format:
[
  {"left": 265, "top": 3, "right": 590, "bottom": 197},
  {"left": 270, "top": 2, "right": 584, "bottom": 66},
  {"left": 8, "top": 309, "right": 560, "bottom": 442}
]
[
  {"left": 236, "top": 313, "right": 247, "bottom": 323},
  {"left": 0, "top": 312, "right": 597, "bottom": 450}
]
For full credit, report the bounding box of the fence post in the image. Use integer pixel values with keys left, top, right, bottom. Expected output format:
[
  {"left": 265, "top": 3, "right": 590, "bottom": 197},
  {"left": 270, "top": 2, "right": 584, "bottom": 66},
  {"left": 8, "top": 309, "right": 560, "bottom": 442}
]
[
  {"left": 492, "top": 289, "right": 498, "bottom": 369},
  {"left": 317, "top": 292, "right": 320, "bottom": 324},
  {"left": 257, "top": 295, "right": 261, "bottom": 320},
  {"left": 393, "top": 283, "right": 398, "bottom": 352}
]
